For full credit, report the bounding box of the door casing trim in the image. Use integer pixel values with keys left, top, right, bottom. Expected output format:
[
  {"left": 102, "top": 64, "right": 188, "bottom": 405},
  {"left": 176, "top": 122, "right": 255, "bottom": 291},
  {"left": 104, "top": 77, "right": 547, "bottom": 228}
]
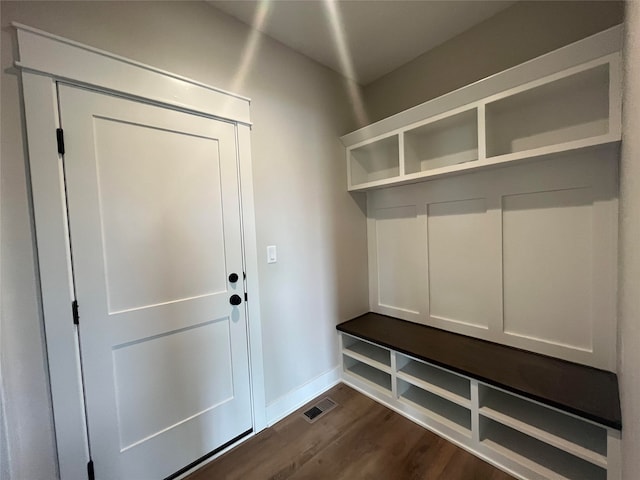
[
  {"left": 14, "top": 23, "right": 252, "bottom": 126},
  {"left": 15, "top": 23, "right": 266, "bottom": 480}
]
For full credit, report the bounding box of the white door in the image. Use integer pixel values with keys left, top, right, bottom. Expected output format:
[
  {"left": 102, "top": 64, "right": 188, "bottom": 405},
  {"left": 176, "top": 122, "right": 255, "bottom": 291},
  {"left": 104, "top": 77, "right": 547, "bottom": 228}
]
[{"left": 58, "top": 84, "right": 252, "bottom": 480}]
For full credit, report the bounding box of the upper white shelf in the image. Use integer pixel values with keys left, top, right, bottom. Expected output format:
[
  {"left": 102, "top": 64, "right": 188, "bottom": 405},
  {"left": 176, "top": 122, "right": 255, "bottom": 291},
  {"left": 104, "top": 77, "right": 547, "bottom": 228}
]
[{"left": 343, "top": 26, "right": 622, "bottom": 192}]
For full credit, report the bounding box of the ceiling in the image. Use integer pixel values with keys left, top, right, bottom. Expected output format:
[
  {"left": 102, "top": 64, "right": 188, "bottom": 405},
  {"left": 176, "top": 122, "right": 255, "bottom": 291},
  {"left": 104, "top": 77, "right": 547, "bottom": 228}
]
[{"left": 209, "top": 0, "right": 516, "bottom": 85}]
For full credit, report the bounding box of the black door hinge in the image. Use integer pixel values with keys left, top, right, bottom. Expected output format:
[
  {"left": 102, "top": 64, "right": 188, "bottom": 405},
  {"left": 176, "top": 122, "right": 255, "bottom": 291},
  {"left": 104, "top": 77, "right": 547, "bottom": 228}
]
[
  {"left": 72, "top": 300, "right": 80, "bottom": 325},
  {"left": 56, "top": 128, "right": 65, "bottom": 155},
  {"left": 87, "top": 459, "right": 95, "bottom": 480},
  {"left": 244, "top": 292, "right": 248, "bottom": 302}
]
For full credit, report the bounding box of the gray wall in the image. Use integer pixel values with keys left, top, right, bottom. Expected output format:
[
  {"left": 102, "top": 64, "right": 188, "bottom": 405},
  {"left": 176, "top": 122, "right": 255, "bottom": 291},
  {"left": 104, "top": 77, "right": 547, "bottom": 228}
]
[
  {"left": 620, "top": 2, "right": 640, "bottom": 478},
  {"left": 0, "top": 5, "right": 10, "bottom": 479},
  {"left": 0, "top": 2, "right": 368, "bottom": 478},
  {"left": 363, "top": 1, "right": 624, "bottom": 123}
]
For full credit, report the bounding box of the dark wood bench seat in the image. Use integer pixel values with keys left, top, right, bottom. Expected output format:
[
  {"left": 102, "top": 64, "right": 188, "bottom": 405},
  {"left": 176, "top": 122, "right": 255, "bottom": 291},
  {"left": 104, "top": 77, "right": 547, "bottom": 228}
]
[{"left": 337, "top": 312, "right": 621, "bottom": 430}]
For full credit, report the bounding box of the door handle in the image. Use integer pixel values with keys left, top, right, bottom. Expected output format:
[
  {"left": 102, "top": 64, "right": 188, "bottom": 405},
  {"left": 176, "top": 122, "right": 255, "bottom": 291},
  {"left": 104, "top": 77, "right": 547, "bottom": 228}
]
[
  {"left": 228, "top": 273, "right": 239, "bottom": 283},
  {"left": 230, "top": 294, "right": 242, "bottom": 306}
]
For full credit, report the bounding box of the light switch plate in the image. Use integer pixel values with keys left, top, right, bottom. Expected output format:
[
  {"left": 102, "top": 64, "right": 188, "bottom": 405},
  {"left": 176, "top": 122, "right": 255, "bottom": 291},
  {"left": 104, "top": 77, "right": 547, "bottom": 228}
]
[{"left": 267, "top": 245, "right": 277, "bottom": 263}]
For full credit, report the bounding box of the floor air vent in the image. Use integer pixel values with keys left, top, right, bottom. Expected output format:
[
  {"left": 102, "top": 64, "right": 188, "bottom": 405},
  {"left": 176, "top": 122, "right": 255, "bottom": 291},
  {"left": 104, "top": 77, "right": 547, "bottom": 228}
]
[{"left": 302, "top": 397, "right": 337, "bottom": 423}]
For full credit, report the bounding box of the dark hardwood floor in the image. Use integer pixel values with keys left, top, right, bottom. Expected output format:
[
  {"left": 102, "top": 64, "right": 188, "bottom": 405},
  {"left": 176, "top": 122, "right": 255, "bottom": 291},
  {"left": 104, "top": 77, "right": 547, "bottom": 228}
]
[{"left": 186, "top": 383, "right": 515, "bottom": 480}]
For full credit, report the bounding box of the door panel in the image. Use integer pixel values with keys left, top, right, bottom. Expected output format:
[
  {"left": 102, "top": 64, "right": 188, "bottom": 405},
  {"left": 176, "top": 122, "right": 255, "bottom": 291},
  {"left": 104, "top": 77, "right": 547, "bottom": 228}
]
[
  {"left": 112, "top": 317, "right": 235, "bottom": 451},
  {"left": 93, "top": 116, "right": 229, "bottom": 312},
  {"left": 59, "top": 84, "right": 252, "bottom": 479}
]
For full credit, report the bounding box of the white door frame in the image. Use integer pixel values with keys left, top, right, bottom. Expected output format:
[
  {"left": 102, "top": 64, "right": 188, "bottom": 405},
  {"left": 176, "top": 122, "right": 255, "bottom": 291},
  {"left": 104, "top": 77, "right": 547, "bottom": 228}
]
[{"left": 13, "top": 23, "right": 266, "bottom": 480}]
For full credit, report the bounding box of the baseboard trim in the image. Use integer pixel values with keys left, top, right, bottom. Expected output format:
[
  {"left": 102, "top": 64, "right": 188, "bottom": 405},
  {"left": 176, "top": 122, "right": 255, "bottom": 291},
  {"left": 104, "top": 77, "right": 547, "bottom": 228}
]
[{"left": 266, "top": 366, "right": 341, "bottom": 426}]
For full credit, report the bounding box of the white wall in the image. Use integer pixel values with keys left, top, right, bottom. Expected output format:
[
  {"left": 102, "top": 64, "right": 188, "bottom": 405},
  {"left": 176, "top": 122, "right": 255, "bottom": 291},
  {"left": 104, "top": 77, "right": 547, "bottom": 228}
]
[
  {"left": 0, "top": 2, "right": 368, "bottom": 478},
  {"left": 619, "top": 2, "right": 640, "bottom": 478}
]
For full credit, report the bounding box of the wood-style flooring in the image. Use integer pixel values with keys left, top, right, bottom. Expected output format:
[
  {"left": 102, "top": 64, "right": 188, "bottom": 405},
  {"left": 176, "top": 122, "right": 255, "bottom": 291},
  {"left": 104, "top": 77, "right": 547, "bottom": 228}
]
[{"left": 186, "top": 383, "right": 515, "bottom": 480}]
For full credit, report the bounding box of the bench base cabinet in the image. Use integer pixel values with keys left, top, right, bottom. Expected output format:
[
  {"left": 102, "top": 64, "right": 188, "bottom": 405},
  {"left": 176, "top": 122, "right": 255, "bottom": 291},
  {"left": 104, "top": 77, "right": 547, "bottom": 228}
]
[{"left": 339, "top": 332, "right": 621, "bottom": 480}]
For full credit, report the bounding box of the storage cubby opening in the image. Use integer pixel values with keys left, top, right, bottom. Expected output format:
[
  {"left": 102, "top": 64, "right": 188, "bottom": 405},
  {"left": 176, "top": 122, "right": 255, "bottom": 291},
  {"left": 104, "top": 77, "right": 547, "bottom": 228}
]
[
  {"left": 342, "top": 335, "right": 391, "bottom": 367},
  {"left": 343, "top": 356, "right": 392, "bottom": 392},
  {"left": 397, "top": 356, "right": 470, "bottom": 403},
  {"left": 397, "top": 379, "right": 471, "bottom": 434},
  {"left": 404, "top": 109, "right": 478, "bottom": 174},
  {"left": 485, "top": 63, "right": 610, "bottom": 158},
  {"left": 350, "top": 135, "right": 400, "bottom": 186},
  {"left": 480, "top": 418, "right": 606, "bottom": 480},
  {"left": 479, "top": 386, "right": 607, "bottom": 458}
]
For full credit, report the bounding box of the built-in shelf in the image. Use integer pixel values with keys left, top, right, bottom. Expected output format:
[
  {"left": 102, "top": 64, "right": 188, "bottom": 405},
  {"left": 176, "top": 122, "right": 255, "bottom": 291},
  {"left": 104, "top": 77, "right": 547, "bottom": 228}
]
[
  {"left": 479, "top": 386, "right": 607, "bottom": 468},
  {"left": 485, "top": 63, "right": 610, "bottom": 158},
  {"left": 404, "top": 108, "right": 478, "bottom": 174},
  {"left": 480, "top": 418, "right": 607, "bottom": 480},
  {"left": 342, "top": 335, "right": 391, "bottom": 372},
  {"left": 344, "top": 55, "right": 620, "bottom": 192},
  {"left": 397, "top": 379, "right": 472, "bottom": 437},
  {"left": 349, "top": 135, "right": 399, "bottom": 187},
  {"left": 343, "top": 356, "right": 392, "bottom": 394},
  {"left": 338, "top": 312, "right": 621, "bottom": 429},
  {"left": 396, "top": 354, "right": 470, "bottom": 408}
]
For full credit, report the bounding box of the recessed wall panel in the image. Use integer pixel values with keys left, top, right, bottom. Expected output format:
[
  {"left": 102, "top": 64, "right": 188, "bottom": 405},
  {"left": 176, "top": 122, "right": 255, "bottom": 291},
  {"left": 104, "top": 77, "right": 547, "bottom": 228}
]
[
  {"left": 94, "top": 118, "right": 227, "bottom": 313},
  {"left": 428, "top": 199, "right": 493, "bottom": 328},
  {"left": 375, "top": 206, "right": 422, "bottom": 314},
  {"left": 502, "top": 188, "right": 593, "bottom": 349},
  {"left": 112, "top": 318, "right": 233, "bottom": 450}
]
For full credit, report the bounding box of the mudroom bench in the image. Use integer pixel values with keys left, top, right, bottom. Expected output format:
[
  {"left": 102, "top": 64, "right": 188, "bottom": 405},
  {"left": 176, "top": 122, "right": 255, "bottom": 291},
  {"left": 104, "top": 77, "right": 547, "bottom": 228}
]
[{"left": 337, "top": 312, "right": 622, "bottom": 480}]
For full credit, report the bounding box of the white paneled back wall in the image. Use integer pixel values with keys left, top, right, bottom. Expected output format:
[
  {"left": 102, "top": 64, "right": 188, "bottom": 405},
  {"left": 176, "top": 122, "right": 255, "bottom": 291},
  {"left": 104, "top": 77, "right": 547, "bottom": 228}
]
[{"left": 367, "top": 146, "right": 618, "bottom": 370}]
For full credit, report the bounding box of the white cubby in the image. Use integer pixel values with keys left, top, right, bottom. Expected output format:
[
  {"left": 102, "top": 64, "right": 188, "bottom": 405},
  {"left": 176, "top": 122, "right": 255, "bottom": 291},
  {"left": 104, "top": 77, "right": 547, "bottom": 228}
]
[
  {"left": 480, "top": 418, "right": 607, "bottom": 480},
  {"left": 349, "top": 135, "right": 399, "bottom": 187},
  {"left": 485, "top": 63, "right": 610, "bottom": 158},
  {"left": 396, "top": 354, "right": 470, "bottom": 407},
  {"left": 403, "top": 109, "right": 478, "bottom": 174},
  {"left": 479, "top": 385, "right": 607, "bottom": 467},
  {"left": 343, "top": 355, "right": 392, "bottom": 394},
  {"left": 343, "top": 52, "right": 620, "bottom": 191},
  {"left": 342, "top": 335, "right": 391, "bottom": 371},
  {"left": 397, "top": 379, "right": 472, "bottom": 437}
]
